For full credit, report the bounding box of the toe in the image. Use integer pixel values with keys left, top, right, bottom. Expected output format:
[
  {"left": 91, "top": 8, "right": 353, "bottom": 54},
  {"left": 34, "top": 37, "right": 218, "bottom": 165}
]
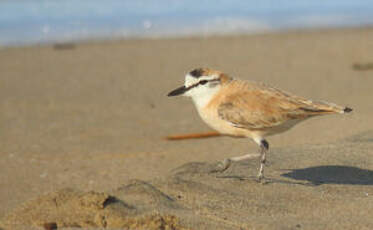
[{"left": 208, "top": 159, "right": 231, "bottom": 173}]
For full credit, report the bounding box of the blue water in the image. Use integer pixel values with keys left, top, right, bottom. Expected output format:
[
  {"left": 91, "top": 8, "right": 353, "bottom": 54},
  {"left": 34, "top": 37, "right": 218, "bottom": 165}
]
[{"left": 1, "top": 0, "right": 373, "bottom": 46}]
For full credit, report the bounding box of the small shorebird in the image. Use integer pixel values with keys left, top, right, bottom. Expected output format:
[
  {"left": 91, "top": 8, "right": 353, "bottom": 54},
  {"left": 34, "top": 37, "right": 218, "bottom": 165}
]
[{"left": 168, "top": 68, "right": 352, "bottom": 181}]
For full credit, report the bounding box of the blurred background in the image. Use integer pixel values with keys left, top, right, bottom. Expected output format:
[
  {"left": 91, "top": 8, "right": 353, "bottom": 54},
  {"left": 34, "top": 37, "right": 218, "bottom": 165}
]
[
  {"left": 1, "top": 1, "right": 373, "bottom": 228},
  {"left": 1, "top": 0, "right": 373, "bottom": 47}
]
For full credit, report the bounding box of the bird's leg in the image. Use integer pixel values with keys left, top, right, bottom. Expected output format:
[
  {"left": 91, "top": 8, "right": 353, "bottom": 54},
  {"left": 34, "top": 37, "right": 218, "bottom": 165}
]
[
  {"left": 257, "top": 139, "right": 269, "bottom": 182},
  {"left": 213, "top": 153, "right": 261, "bottom": 173}
]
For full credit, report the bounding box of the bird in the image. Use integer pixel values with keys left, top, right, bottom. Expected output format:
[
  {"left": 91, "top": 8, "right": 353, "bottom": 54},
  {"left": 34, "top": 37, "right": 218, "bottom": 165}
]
[{"left": 167, "top": 68, "right": 352, "bottom": 182}]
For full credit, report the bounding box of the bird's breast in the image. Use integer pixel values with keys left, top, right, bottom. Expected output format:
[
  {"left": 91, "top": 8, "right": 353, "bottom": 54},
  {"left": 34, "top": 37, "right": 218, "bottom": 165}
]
[{"left": 196, "top": 105, "right": 250, "bottom": 137}]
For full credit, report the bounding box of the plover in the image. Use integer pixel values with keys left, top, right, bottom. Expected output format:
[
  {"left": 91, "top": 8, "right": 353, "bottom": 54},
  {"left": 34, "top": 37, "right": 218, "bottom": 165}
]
[{"left": 168, "top": 68, "right": 352, "bottom": 181}]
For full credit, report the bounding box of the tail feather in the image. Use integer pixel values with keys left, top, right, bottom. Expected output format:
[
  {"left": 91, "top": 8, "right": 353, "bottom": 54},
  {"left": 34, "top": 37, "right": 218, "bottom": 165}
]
[
  {"left": 301, "top": 100, "right": 352, "bottom": 115},
  {"left": 343, "top": 107, "right": 353, "bottom": 113}
]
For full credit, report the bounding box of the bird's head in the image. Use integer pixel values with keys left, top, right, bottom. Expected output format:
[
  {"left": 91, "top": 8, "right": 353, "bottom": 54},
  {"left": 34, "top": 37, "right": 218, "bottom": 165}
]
[{"left": 168, "top": 68, "right": 231, "bottom": 99}]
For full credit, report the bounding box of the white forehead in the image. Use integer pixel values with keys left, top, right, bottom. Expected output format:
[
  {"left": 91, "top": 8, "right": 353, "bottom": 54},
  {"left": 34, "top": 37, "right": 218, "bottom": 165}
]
[{"left": 184, "top": 73, "right": 219, "bottom": 87}]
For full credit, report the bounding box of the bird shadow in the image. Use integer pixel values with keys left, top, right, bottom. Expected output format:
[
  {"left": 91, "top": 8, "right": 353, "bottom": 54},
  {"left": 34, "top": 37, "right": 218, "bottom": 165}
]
[
  {"left": 215, "top": 174, "right": 316, "bottom": 186},
  {"left": 281, "top": 165, "right": 373, "bottom": 186}
]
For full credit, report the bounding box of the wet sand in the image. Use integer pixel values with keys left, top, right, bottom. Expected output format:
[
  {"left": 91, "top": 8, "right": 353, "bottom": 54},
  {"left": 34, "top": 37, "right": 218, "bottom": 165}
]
[{"left": 0, "top": 27, "right": 373, "bottom": 229}]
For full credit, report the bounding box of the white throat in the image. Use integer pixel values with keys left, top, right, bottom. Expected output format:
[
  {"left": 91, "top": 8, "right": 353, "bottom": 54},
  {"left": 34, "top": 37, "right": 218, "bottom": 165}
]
[
  {"left": 190, "top": 86, "right": 221, "bottom": 109},
  {"left": 183, "top": 73, "right": 221, "bottom": 109}
]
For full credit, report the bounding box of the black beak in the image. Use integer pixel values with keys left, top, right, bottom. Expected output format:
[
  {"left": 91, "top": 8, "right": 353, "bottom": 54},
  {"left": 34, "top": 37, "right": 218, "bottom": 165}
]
[{"left": 167, "top": 85, "right": 187, "bottom": 97}]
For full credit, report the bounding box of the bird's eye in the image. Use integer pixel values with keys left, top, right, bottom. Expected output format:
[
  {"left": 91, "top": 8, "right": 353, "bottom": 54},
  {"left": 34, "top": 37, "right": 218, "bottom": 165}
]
[{"left": 199, "top": 80, "right": 208, "bottom": 85}]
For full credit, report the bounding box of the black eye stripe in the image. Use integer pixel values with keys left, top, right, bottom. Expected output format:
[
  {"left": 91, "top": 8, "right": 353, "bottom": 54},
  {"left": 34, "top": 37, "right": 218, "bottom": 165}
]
[{"left": 184, "top": 79, "right": 220, "bottom": 91}]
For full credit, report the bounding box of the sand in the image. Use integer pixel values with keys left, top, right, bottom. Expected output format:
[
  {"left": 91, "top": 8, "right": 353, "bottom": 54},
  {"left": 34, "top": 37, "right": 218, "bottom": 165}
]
[{"left": 0, "top": 27, "right": 372, "bottom": 229}]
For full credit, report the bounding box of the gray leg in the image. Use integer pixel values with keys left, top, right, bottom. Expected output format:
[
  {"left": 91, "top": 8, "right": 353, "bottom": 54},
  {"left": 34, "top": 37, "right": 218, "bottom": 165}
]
[
  {"left": 257, "top": 139, "right": 269, "bottom": 181},
  {"left": 213, "top": 152, "right": 262, "bottom": 173}
]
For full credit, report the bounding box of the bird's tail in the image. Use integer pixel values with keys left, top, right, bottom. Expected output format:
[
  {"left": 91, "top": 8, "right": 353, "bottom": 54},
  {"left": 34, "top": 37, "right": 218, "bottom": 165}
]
[{"left": 300, "top": 100, "right": 352, "bottom": 115}]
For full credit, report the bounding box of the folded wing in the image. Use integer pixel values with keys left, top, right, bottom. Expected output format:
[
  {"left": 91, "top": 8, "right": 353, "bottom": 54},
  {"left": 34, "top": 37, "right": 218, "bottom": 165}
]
[{"left": 217, "top": 82, "right": 347, "bottom": 130}]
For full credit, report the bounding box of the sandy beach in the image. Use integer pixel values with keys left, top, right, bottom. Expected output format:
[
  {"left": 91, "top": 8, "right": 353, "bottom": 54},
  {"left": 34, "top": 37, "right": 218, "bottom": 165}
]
[{"left": 0, "top": 28, "right": 373, "bottom": 229}]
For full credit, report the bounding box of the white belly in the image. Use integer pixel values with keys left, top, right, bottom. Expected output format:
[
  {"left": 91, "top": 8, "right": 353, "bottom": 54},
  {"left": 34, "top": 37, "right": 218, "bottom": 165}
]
[{"left": 197, "top": 105, "right": 305, "bottom": 138}]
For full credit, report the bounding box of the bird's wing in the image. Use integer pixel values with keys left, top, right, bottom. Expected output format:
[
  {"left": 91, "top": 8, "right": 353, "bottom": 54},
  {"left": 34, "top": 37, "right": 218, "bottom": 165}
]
[{"left": 217, "top": 83, "right": 339, "bottom": 130}]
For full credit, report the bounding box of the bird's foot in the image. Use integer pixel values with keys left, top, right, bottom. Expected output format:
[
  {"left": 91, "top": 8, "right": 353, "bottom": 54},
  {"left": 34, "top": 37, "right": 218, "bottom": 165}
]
[
  {"left": 256, "top": 173, "right": 269, "bottom": 184},
  {"left": 209, "top": 158, "right": 232, "bottom": 173}
]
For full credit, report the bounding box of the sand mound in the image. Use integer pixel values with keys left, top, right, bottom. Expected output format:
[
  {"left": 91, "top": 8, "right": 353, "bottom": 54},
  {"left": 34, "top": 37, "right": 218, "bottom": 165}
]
[{"left": 0, "top": 184, "right": 186, "bottom": 230}]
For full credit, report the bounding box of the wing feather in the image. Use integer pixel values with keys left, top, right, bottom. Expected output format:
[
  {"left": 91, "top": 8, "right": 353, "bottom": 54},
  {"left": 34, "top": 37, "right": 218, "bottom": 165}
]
[{"left": 217, "top": 81, "right": 340, "bottom": 130}]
